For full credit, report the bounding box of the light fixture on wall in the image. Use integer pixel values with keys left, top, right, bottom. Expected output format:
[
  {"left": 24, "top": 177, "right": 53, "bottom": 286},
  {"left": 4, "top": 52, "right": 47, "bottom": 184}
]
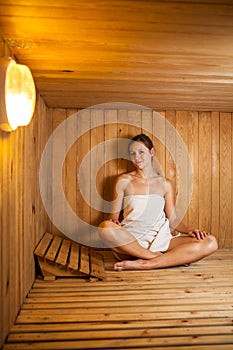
[{"left": 0, "top": 56, "right": 36, "bottom": 132}]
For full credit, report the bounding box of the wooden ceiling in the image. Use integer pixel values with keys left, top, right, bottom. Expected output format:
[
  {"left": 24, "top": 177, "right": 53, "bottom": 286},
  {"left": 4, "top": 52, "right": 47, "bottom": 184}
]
[{"left": 0, "top": 0, "right": 233, "bottom": 111}]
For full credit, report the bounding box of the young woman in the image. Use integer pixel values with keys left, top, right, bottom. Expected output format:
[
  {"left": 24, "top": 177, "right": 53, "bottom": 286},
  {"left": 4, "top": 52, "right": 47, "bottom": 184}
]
[{"left": 98, "top": 134, "right": 218, "bottom": 271}]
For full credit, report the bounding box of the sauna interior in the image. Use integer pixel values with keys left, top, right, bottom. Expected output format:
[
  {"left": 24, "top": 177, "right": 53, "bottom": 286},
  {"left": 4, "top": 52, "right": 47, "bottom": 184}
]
[{"left": 0, "top": 1, "right": 233, "bottom": 349}]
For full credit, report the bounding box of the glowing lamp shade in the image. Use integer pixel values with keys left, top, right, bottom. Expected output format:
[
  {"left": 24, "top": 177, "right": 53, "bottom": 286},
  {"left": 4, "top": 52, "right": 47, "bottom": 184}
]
[{"left": 0, "top": 57, "right": 36, "bottom": 131}]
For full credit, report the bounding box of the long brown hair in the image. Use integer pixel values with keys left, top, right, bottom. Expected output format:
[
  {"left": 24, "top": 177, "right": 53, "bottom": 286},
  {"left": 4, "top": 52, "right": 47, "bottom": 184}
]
[{"left": 128, "top": 134, "right": 154, "bottom": 152}]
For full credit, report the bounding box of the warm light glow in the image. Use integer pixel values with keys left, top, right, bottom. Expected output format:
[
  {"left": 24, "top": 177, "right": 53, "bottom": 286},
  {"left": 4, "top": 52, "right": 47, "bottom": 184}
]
[{"left": 0, "top": 57, "right": 36, "bottom": 132}]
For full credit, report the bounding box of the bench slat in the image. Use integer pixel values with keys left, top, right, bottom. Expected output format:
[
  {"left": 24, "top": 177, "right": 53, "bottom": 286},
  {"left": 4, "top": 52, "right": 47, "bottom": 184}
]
[
  {"left": 68, "top": 242, "right": 80, "bottom": 271},
  {"left": 34, "top": 232, "right": 53, "bottom": 258},
  {"left": 90, "top": 249, "right": 106, "bottom": 279},
  {"left": 56, "top": 239, "right": 71, "bottom": 266},
  {"left": 79, "top": 246, "right": 90, "bottom": 275},
  {"left": 45, "top": 236, "right": 62, "bottom": 261}
]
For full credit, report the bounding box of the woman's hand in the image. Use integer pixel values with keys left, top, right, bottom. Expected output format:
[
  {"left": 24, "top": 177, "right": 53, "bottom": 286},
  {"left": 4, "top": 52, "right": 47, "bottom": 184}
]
[
  {"left": 109, "top": 218, "right": 121, "bottom": 226},
  {"left": 187, "top": 229, "right": 209, "bottom": 240}
]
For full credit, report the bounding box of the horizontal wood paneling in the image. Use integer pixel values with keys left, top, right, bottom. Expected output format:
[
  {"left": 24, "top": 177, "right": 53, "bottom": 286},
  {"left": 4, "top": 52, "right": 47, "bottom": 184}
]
[
  {"left": 49, "top": 108, "right": 233, "bottom": 250},
  {"left": 3, "top": 249, "right": 233, "bottom": 349},
  {"left": 0, "top": 1, "right": 233, "bottom": 111}
]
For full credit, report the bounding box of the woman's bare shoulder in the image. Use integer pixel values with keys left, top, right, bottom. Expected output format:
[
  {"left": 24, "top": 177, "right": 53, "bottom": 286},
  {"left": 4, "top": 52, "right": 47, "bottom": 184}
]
[
  {"left": 117, "top": 171, "right": 136, "bottom": 181},
  {"left": 116, "top": 172, "right": 135, "bottom": 189}
]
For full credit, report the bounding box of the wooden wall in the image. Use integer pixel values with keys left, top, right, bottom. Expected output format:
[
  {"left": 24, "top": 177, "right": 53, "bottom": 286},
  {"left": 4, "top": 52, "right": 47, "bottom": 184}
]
[
  {"left": 0, "top": 40, "right": 50, "bottom": 347},
  {"left": 0, "top": 42, "right": 232, "bottom": 347},
  {"left": 50, "top": 108, "right": 233, "bottom": 249}
]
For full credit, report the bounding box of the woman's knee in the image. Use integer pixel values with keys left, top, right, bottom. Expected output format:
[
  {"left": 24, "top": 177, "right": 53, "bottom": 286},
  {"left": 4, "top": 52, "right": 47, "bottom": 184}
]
[
  {"left": 206, "top": 235, "right": 218, "bottom": 253},
  {"left": 99, "top": 220, "right": 109, "bottom": 229},
  {"left": 199, "top": 235, "right": 218, "bottom": 255},
  {"left": 98, "top": 220, "right": 118, "bottom": 240}
]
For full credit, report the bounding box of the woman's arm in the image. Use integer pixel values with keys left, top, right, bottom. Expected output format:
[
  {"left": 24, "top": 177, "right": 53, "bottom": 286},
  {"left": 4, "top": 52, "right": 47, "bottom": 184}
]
[
  {"left": 164, "top": 179, "right": 209, "bottom": 240},
  {"left": 107, "top": 175, "right": 128, "bottom": 225}
]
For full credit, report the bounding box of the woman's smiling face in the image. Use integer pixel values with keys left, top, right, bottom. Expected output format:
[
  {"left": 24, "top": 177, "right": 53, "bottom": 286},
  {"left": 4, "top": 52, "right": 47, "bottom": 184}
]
[{"left": 129, "top": 141, "right": 154, "bottom": 169}]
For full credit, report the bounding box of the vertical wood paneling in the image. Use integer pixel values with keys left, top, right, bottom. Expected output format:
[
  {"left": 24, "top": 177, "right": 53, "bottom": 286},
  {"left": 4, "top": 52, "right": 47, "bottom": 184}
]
[
  {"left": 104, "top": 110, "right": 118, "bottom": 217},
  {"left": 64, "top": 109, "right": 78, "bottom": 233},
  {"left": 117, "top": 109, "right": 129, "bottom": 175},
  {"left": 0, "top": 38, "right": 50, "bottom": 346},
  {"left": 76, "top": 109, "right": 91, "bottom": 242},
  {"left": 0, "top": 112, "right": 3, "bottom": 346},
  {"left": 232, "top": 113, "right": 233, "bottom": 249},
  {"left": 0, "top": 93, "right": 49, "bottom": 348},
  {"left": 127, "top": 109, "right": 142, "bottom": 173},
  {"left": 165, "top": 111, "right": 176, "bottom": 192},
  {"left": 153, "top": 110, "right": 166, "bottom": 176},
  {"left": 211, "top": 112, "right": 220, "bottom": 241},
  {"left": 176, "top": 111, "right": 189, "bottom": 226},
  {"left": 219, "top": 113, "right": 232, "bottom": 248},
  {"left": 47, "top": 107, "right": 233, "bottom": 250},
  {"left": 51, "top": 109, "right": 67, "bottom": 236},
  {"left": 187, "top": 111, "right": 199, "bottom": 229},
  {"left": 1, "top": 128, "right": 11, "bottom": 344},
  {"left": 90, "top": 109, "right": 105, "bottom": 226},
  {"left": 23, "top": 113, "right": 34, "bottom": 296},
  {"left": 198, "top": 112, "right": 212, "bottom": 231}
]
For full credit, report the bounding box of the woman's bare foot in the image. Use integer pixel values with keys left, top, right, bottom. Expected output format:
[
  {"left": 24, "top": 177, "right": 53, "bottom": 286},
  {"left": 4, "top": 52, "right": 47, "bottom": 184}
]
[
  {"left": 114, "top": 259, "right": 191, "bottom": 271},
  {"left": 114, "top": 259, "right": 146, "bottom": 271},
  {"left": 113, "top": 251, "right": 163, "bottom": 270}
]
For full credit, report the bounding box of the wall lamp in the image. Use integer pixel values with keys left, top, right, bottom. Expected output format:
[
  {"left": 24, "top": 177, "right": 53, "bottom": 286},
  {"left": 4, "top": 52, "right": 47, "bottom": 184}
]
[{"left": 0, "top": 56, "right": 36, "bottom": 132}]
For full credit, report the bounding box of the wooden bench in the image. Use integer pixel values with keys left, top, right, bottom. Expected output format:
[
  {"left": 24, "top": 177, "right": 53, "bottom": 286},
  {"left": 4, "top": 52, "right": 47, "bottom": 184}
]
[{"left": 34, "top": 232, "right": 106, "bottom": 280}]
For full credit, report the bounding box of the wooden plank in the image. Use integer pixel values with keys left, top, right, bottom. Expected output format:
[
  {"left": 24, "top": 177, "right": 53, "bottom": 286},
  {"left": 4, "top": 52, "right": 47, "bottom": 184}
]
[
  {"left": 232, "top": 112, "right": 233, "bottom": 249},
  {"left": 211, "top": 112, "right": 220, "bottom": 241},
  {"left": 44, "top": 236, "right": 62, "bottom": 262},
  {"left": 21, "top": 293, "right": 233, "bottom": 307},
  {"left": 3, "top": 334, "right": 233, "bottom": 349},
  {"left": 1, "top": 106, "right": 11, "bottom": 346},
  {"left": 175, "top": 111, "right": 189, "bottom": 226},
  {"left": 219, "top": 113, "right": 232, "bottom": 248},
  {"left": 20, "top": 300, "right": 233, "bottom": 313},
  {"left": 51, "top": 108, "right": 67, "bottom": 236},
  {"left": 187, "top": 111, "right": 199, "bottom": 229},
  {"left": 64, "top": 108, "right": 78, "bottom": 234},
  {"left": 55, "top": 239, "right": 71, "bottom": 266},
  {"left": 68, "top": 242, "right": 80, "bottom": 271},
  {"left": 34, "top": 232, "right": 53, "bottom": 258},
  {"left": 8, "top": 317, "right": 233, "bottom": 333},
  {"left": 90, "top": 108, "right": 105, "bottom": 228},
  {"left": 6, "top": 325, "right": 233, "bottom": 342},
  {"left": 15, "top": 309, "right": 233, "bottom": 324},
  {"left": 198, "top": 112, "right": 212, "bottom": 231},
  {"left": 117, "top": 109, "right": 129, "bottom": 176},
  {"left": 89, "top": 250, "right": 106, "bottom": 279},
  {"left": 26, "top": 286, "right": 233, "bottom": 298},
  {"left": 127, "top": 109, "right": 142, "bottom": 173},
  {"left": 153, "top": 110, "right": 166, "bottom": 176},
  {"left": 79, "top": 246, "right": 90, "bottom": 275},
  {"left": 103, "top": 109, "right": 118, "bottom": 217},
  {"left": 18, "top": 300, "right": 233, "bottom": 315},
  {"left": 165, "top": 110, "right": 176, "bottom": 194},
  {"left": 4, "top": 343, "right": 233, "bottom": 350},
  {"left": 76, "top": 108, "right": 91, "bottom": 243}
]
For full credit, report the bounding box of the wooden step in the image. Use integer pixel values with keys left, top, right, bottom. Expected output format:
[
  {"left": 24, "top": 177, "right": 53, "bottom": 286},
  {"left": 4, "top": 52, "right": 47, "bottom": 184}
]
[{"left": 34, "top": 233, "right": 106, "bottom": 280}]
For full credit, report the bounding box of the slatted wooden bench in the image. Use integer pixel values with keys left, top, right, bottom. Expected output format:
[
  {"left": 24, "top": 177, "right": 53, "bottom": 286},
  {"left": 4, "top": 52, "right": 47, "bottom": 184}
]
[{"left": 34, "top": 232, "right": 106, "bottom": 280}]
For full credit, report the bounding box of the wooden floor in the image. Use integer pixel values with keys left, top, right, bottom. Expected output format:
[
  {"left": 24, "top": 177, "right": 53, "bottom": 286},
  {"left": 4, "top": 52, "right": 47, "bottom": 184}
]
[{"left": 3, "top": 249, "right": 233, "bottom": 350}]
